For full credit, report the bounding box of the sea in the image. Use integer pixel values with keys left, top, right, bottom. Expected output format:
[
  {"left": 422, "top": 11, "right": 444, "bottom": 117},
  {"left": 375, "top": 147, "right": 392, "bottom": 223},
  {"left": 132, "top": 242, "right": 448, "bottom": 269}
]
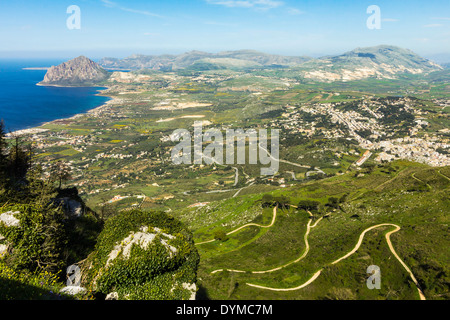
[{"left": 0, "top": 59, "right": 111, "bottom": 132}]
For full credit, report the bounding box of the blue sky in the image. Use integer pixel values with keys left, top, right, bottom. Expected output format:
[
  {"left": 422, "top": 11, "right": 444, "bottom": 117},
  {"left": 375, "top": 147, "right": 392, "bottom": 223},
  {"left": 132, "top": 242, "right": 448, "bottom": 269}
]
[{"left": 0, "top": 0, "right": 449, "bottom": 61}]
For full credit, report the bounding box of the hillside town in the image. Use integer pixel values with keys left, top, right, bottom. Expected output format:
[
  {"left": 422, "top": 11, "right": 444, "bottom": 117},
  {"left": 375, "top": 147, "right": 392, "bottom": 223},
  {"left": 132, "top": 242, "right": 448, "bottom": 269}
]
[{"left": 273, "top": 97, "right": 450, "bottom": 167}]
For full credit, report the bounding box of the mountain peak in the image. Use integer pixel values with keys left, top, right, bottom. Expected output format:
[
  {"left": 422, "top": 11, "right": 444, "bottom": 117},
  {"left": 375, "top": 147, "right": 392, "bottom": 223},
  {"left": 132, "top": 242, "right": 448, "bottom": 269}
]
[
  {"left": 305, "top": 44, "right": 443, "bottom": 82},
  {"left": 72, "top": 55, "right": 91, "bottom": 62},
  {"left": 39, "top": 56, "right": 109, "bottom": 87}
]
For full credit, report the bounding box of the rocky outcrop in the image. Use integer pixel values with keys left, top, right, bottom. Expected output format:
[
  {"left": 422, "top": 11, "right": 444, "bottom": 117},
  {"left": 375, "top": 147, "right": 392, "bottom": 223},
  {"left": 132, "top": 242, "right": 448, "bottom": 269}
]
[
  {"left": 53, "top": 187, "right": 90, "bottom": 219},
  {"left": 38, "top": 56, "right": 109, "bottom": 87},
  {"left": 0, "top": 211, "right": 20, "bottom": 256},
  {"left": 55, "top": 197, "right": 83, "bottom": 218},
  {"left": 84, "top": 210, "right": 200, "bottom": 300}
]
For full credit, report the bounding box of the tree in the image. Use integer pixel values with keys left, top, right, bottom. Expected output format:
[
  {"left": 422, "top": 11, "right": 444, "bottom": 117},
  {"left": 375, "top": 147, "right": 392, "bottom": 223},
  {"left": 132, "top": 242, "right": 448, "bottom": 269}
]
[
  {"left": 0, "top": 203, "right": 67, "bottom": 274},
  {"left": 274, "top": 195, "right": 291, "bottom": 210},
  {"left": 338, "top": 193, "right": 349, "bottom": 204},
  {"left": 99, "top": 196, "right": 115, "bottom": 221},
  {"left": 261, "top": 194, "right": 290, "bottom": 210},
  {"left": 51, "top": 161, "right": 72, "bottom": 189},
  {"left": 261, "top": 194, "right": 275, "bottom": 208},
  {"left": 25, "top": 164, "right": 58, "bottom": 206},
  {"left": 298, "top": 199, "right": 320, "bottom": 212},
  {"left": 0, "top": 120, "right": 7, "bottom": 167},
  {"left": 0, "top": 120, "right": 8, "bottom": 186},
  {"left": 214, "top": 230, "right": 228, "bottom": 242},
  {"left": 7, "top": 136, "right": 31, "bottom": 184},
  {"left": 325, "top": 197, "right": 340, "bottom": 209}
]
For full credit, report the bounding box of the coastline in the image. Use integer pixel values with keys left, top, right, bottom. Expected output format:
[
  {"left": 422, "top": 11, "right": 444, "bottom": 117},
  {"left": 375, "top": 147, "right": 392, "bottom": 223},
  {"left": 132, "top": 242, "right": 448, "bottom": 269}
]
[
  {"left": 6, "top": 86, "right": 117, "bottom": 137},
  {"left": 36, "top": 82, "right": 106, "bottom": 88},
  {"left": 23, "top": 67, "right": 50, "bottom": 71}
]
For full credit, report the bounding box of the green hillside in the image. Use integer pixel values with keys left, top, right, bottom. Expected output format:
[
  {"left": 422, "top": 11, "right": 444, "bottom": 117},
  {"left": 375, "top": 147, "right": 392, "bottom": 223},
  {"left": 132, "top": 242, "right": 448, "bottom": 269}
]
[{"left": 173, "top": 161, "right": 450, "bottom": 300}]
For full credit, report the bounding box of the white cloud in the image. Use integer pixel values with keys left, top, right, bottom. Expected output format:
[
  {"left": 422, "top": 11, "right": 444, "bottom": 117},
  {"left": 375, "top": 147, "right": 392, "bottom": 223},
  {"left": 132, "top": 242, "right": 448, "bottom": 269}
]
[
  {"left": 287, "top": 8, "right": 304, "bottom": 15},
  {"left": 204, "top": 21, "right": 239, "bottom": 27},
  {"left": 382, "top": 18, "right": 398, "bottom": 22},
  {"left": 431, "top": 17, "right": 450, "bottom": 21},
  {"left": 101, "top": 0, "right": 163, "bottom": 18},
  {"left": 205, "top": 0, "right": 284, "bottom": 10},
  {"left": 423, "top": 23, "right": 444, "bottom": 28}
]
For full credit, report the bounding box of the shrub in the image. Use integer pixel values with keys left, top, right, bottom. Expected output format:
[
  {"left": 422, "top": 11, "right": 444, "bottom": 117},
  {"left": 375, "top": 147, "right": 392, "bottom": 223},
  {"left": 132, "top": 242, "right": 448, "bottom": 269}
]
[
  {"left": 261, "top": 194, "right": 290, "bottom": 209},
  {"left": 0, "top": 204, "right": 67, "bottom": 275},
  {"left": 0, "top": 261, "right": 65, "bottom": 300},
  {"left": 297, "top": 199, "right": 321, "bottom": 212},
  {"left": 325, "top": 197, "right": 340, "bottom": 209},
  {"left": 261, "top": 194, "right": 275, "bottom": 208},
  {"left": 214, "top": 230, "right": 228, "bottom": 242}
]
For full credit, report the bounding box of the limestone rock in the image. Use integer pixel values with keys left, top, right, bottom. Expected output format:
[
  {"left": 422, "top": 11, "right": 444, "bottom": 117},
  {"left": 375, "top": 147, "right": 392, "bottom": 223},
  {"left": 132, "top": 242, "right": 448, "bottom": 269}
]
[
  {"left": 39, "top": 56, "right": 109, "bottom": 86},
  {"left": 60, "top": 286, "right": 87, "bottom": 296}
]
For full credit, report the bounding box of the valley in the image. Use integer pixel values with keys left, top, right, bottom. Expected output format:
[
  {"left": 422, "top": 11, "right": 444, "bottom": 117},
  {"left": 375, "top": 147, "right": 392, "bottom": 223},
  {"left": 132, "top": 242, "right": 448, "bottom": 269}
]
[{"left": 4, "top": 45, "right": 449, "bottom": 300}]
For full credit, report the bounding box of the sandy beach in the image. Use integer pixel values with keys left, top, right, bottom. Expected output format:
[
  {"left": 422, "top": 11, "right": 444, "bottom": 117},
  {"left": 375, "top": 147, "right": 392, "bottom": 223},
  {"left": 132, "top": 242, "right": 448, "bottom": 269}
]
[
  {"left": 5, "top": 128, "right": 50, "bottom": 138},
  {"left": 22, "top": 67, "right": 50, "bottom": 71}
]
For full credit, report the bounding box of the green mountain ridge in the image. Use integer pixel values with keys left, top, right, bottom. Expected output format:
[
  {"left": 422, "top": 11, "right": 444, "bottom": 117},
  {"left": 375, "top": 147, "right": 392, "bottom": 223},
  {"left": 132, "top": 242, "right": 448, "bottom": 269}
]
[
  {"left": 99, "top": 45, "right": 443, "bottom": 82},
  {"left": 99, "top": 49, "right": 313, "bottom": 70}
]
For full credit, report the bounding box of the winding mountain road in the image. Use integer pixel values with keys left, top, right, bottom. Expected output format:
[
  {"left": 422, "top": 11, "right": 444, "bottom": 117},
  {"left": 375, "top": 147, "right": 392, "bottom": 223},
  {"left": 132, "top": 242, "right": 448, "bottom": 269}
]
[
  {"left": 411, "top": 173, "right": 432, "bottom": 190},
  {"left": 197, "top": 199, "right": 426, "bottom": 300},
  {"left": 437, "top": 169, "right": 450, "bottom": 182},
  {"left": 246, "top": 223, "right": 426, "bottom": 300},
  {"left": 212, "top": 211, "right": 323, "bottom": 275},
  {"left": 196, "top": 206, "right": 278, "bottom": 246},
  {"left": 259, "top": 144, "right": 311, "bottom": 169}
]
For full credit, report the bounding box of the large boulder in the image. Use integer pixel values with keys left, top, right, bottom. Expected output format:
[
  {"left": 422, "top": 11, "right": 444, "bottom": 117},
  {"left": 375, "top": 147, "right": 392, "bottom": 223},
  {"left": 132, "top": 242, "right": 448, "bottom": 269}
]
[
  {"left": 53, "top": 187, "right": 90, "bottom": 219},
  {"left": 84, "top": 210, "right": 199, "bottom": 300},
  {"left": 55, "top": 197, "right": 83, "bottom": 218}
]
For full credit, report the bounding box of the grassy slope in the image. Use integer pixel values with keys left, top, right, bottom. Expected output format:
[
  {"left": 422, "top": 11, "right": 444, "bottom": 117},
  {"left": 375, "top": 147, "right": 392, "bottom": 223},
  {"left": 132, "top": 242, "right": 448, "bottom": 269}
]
[{"left": 173, "top": 161, "right": 450, "bottom": 300}]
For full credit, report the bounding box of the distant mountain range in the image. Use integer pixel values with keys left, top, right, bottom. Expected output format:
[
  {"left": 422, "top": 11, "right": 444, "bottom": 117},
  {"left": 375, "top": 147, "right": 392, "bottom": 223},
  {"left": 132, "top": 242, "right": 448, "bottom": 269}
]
[
  {"left": 98, "top": 45, "right": 443, "bottom": 82},
  {"left": 38, "top": 46, "right": 445, "bottom": 86},
  {"left": 98, "top": 49, "right": 311, "bottom": 71}
]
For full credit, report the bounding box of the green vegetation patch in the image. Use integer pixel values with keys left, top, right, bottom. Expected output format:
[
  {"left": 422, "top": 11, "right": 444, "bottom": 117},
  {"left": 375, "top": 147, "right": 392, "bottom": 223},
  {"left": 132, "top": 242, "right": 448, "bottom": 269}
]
[{"left": 84, "top": 209, "right": 200, "bottom": 300}]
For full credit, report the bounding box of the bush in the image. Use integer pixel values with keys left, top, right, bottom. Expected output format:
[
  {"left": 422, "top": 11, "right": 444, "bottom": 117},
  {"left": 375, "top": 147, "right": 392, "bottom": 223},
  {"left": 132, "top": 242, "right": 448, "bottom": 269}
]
[
  {"left": 297, "top": 199, "right": 320, "bottom": 212},
  {"left": 0, "top": 204, "right": 67, "bottom": 275},
  {"left": 0, "top": 261, "right": 66, "bottom": 300},
  {"left": 325, "top": 197, "right": 340, "bottom": 209},
  {"left": 261, "top": 194, "right": 275, "bottom": 208},
  {"left": 84, "top": 209, "right": 200, "bottom": 300},
  {"left": 261, "top": 194, "right": 290, "bottom": 209},
  {"left": 214, "top": 230, "right": 228, "bottom": 242}
]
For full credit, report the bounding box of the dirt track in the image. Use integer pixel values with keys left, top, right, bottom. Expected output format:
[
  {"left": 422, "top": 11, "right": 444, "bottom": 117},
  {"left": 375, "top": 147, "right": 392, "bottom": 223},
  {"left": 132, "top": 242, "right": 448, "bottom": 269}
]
[{"left": 246, "top": 223, "right": 426, "bottom": 300}]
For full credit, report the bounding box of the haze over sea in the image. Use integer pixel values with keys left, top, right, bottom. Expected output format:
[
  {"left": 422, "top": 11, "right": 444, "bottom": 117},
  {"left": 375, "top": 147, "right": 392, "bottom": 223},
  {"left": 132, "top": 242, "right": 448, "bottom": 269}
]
[{"left": 0, "top": 59, "right": 110, "bottom": 132}]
